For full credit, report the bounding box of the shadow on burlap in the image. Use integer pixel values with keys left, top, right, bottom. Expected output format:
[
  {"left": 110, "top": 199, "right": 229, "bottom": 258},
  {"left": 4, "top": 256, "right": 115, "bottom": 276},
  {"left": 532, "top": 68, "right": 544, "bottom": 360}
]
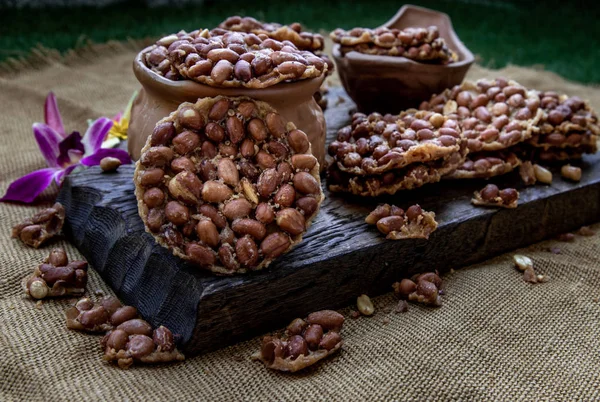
[{"left": 0, "top": 43, "right": 599, "bottom": 401}]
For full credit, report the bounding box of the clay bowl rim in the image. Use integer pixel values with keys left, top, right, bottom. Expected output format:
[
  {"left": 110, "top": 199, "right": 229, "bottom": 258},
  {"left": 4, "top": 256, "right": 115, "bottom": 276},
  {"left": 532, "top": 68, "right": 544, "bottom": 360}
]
[
  {"left": 331, "top": 4, "right": 474, "bottom": 71},
  {"left": 133, "top": 46, "right": 327, "bottom": 96}
]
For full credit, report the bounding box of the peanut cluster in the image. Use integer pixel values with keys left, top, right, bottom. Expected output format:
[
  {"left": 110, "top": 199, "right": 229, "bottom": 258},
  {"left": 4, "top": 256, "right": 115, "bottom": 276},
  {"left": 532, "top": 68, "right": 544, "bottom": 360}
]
[
  {"left": 215, "top": 16, "right": 325, "bottom": 52},
  {"left": 365, "top": 204, "right": 438, "bottom": 240},
  {"left": 253, "top": 310, "right": 344, "bottom": 372},
  {"left": 393, "top": 272, "right": 444, "bottom": 307},
  {"left": 12, "top": 202, "right": 65, "bottom": 248},
  {"left": 331, "top": 26, "right": 456, "bottom": 64},
  {"left": 134, "top": 96, "right": 323, "bottom": 275},
  {"left": 326, "top": 110, "right": 467, "bottom": 196},
  {"left": 23, "top": 248, "right": 88, "bottom": 299},
  {"left": 144, "top": 29, "right": 328, "bottom": 88},
  {"left": 471, "top": 184, "right": 519, "bottom": 209},
  {"left": 64, "top": 296, "right": 185, "bottom": 369}
]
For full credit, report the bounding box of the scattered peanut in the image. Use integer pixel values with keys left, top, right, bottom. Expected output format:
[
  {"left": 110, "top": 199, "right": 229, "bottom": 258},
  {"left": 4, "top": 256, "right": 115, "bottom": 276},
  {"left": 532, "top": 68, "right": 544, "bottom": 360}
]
[
  {"left": 100, "top": 157, "right": 122, "bottom": 172},
  {"left": 533, "top": 164, "right": 553, "bottom": 184},
  {"left": 513, "top": 254, "right": 533, "bottom": 272},
  {"left": 356, "top": 294, "right": 375, "bottom": 316},
  {"left": 560, "top": 165, "right": 581, "bottom": 182}
]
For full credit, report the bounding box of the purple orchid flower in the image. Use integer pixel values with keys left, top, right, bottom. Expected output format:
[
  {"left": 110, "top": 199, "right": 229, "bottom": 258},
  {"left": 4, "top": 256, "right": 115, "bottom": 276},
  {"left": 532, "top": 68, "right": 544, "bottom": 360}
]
[{"left": 1, "top": 92, "right": 131, "bottom": 204}]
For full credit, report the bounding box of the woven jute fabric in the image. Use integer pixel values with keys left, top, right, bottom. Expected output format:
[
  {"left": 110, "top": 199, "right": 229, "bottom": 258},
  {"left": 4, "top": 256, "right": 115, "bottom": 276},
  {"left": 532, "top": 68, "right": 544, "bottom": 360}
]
[{"left": 1, "top": 43, "right": 599, "bottom": 401}]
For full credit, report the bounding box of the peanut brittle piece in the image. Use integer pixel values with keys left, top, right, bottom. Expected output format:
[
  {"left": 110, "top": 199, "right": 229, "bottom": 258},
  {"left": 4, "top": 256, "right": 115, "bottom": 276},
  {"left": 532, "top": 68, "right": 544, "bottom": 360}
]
[
  {"left": 252, "top": 310, "right": 344, "bottom": 372},
  {"left": 22, "top": 248, "right": 88, "bottom": 299},
  {"left": 528, "top": 92, "right": 599, "bottom": 153},
  {"left": 393, "top": 272, "right": 444, "bottom": 306},
  {"left": 420, "top": 78, "right": 543, "bottom": 152},
  {"left": 445, "top": 151, "right": 521, "bottom": 179},
  {"left": 366, "top": 204, "right": 437, "bottom": 240},
  {"left": 471, "top": 184, "right": 519, "bottom": 209},
  {"left": 327, "top": 145, "right": 466, "bottom": 196},
  {"left": 12, "top": 202, "right": 65, "bottom": 248},
  {"left": 328, "top": 110, "right": 463, "bottom": 176},
  {"left": 66, "top": 296, "right": 138, "bottom": 333},
  {"left": 134, "top": 96, "right": 323, "bottom": 274},
  {"left": 102, "top": 325, "right": 185, "bottom": 369}
]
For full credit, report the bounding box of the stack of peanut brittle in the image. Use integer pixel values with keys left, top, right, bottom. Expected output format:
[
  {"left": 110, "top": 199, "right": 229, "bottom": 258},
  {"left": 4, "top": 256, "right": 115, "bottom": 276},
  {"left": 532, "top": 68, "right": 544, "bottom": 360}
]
[{"left": 327, "top": 110, "right": 466, "bottom": 196}]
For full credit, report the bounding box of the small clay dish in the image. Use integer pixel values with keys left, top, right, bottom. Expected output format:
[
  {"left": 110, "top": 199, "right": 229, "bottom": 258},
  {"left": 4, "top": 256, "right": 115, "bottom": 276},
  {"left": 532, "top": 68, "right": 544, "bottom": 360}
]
[
  {"left": 128, "top": 47, "right": 327, "bottom": 167},
  {"left": 332, "top": 4, "right": 474, "bottom": 114}
]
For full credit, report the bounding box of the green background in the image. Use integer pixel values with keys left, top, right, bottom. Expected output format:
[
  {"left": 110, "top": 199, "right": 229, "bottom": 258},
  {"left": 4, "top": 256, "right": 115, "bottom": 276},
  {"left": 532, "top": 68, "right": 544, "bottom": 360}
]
[{"left": 1, "top": 0, "right": 598, "bottom": 83}]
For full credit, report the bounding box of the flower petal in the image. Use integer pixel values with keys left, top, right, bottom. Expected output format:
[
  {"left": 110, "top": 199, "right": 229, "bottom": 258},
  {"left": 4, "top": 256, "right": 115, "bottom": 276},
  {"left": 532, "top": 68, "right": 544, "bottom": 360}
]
[
  {"left": 82, "top": 117, "right": 114, "bottom": 154},
  {"left": 0, "top": 168, "right": 61, "bottom": 204},
  {"left": 57, "top": 132, "right": 84, "bottom": 167},
  {"left": 44, "top": 92, "right": 66, "bottom": 137},
  {"left": 80, "top": 148, "right": 131, "bottom": 167},
  {"left": 33, "top": 123, "right": 63, "bottom": 168},
  {"left": 54, "top": 164, "right": 78, "bottom": 184}
]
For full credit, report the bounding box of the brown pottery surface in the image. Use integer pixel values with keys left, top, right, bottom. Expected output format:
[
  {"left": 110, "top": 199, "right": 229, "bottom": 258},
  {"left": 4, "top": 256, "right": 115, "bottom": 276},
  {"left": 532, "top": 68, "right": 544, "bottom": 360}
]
[
  {"left": 128, "top": 48, "right": 327, "bottom": 167},
  {"left": 333, "top": 4, "right": 474, "bottom": 114}
]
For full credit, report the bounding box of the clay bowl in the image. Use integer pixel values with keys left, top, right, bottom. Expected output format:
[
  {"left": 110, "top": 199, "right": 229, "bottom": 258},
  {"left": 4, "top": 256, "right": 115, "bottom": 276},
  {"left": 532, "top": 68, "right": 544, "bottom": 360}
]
[
  {"left": 332, "top": 4, "right": 474, "bottom": 114},
  {"left": 128, "top": 47, "right": 327, "bottom": 167}
]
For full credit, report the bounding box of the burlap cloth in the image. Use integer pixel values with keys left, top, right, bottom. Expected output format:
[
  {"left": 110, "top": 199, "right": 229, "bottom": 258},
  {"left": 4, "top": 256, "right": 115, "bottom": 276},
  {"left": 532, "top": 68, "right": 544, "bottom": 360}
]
[{"left": 1, "top": 42, "right": 599, "bottom": 401}]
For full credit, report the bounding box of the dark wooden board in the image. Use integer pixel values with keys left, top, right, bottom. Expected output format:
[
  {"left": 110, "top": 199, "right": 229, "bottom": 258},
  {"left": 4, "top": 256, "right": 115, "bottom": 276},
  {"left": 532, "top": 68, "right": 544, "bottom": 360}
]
[{"left": 57, "top": 87, "right": 600, "bottom": 355}]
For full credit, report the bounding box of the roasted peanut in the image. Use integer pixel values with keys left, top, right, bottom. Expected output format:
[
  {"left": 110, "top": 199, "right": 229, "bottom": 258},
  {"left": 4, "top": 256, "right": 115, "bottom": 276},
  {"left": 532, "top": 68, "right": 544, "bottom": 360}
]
[
  {"left": 260, "top": 232, "right": 291, "bottom": 259},
  {"left": 357, "top": 294, "right": 374, "bottom": 316},
  {"left": 293, "top": 172, "right": 320, "bottom": 195},
  {"left": 153, "top": 326, "right": 175, "bottom": 352},
  {"left": 286, "top": 318, "right": 308, "bottom": 336},
  {"left": 235, "top": 235, "right": 259, "bottom": 266},
  {"left": 186, "top": 242, "right": 216, "bottom": 266},
  {"left": 306, "top": 310, "right": 344, "bottom": 331},
  {"left": 319, "top": 331, "right": 342, "bottom": 351},
  {"left": 561, "top": 165, "right": 582, "bottom": 182},
  {"left": 276, "top": 208, "right": 306, "bottom": 236},
  {"left": 128, "top": 335, "right": 155, "bottom": 359},
  {"left": 231, "top": 218, "right": 267, "bottom": 240},
  {"left": 202, "top": 181, "right": 234, "bottom": 203},
  {"left": 117, "top": 319, "right": 153, "bottom": 336},
  {"left": 110, "top": 306, "right": 138, "bottom": 326},
  {"left": 533, "top": 164, "right": 553, "bottom": 184}
]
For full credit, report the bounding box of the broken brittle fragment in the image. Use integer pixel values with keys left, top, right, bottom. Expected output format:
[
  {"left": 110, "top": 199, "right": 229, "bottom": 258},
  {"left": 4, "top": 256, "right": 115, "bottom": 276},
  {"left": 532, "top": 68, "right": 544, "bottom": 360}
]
[
  {"left": 12, "top": 202, "right": 65, "bottom": 248},
  {"left": 365, "top": 203, "right": 438, "bottom": 240},
  {"left": 66, "top": 296, "right": 138, "bottom": 333},
  {"left": 392, "top": 271, "right": 443, "bottom": 307},
  {"left": 252, "top": 310, "right": 344, "bottom": 372},
  {"left": 102, "top": 324, "right": 185, "bottom": 369},
  {"left": 22, "top": 248, "right": 88, "bottom": 299},
  {"left": 471, "top": 184, "right": 519, "bottom": 209}
]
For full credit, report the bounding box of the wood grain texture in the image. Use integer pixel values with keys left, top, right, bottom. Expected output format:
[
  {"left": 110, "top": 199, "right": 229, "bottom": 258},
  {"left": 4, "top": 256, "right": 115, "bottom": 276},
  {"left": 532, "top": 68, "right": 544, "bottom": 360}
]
[{"left": 57, "top": 87, "right": 600, "bottom": 355}]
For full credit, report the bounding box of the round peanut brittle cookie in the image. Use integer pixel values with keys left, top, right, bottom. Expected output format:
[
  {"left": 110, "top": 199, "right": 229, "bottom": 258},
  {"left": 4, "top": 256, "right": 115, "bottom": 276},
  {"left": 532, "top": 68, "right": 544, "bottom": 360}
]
[
  {"left": 327, "top": 145, "right": 467, "bottom": 197},
  {"left": 166, "top": 30, "right": 327, "bottom": 89},
  {"left": 420, "top": 78, "right": 543, "bottom": 152},
  {"left": 328, "top": 110, "right": 463, "bottom": 176},
  {"left": 215, "top": 16, "right": 324, "bottom": 51},
  {"left": 134, "top": 96, "right": 323, "bottom": 275},
  {"left": 528, "top": 92, "right": 599, "bottom": 152},
  {"left": 445, "top": 151, "right": 521, "bottom": 180}
]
